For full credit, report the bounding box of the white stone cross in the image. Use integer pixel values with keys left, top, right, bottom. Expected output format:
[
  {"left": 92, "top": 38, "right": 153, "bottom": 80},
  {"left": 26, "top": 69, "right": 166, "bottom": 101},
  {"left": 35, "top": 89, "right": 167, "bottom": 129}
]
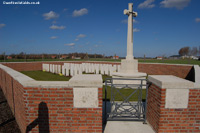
[{"left": 124, "top": 3, "right": 137, "bottom": 60}]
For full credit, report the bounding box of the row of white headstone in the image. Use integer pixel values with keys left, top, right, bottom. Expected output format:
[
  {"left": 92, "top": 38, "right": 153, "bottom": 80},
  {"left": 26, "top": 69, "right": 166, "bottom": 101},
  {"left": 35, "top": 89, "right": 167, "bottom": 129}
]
[
  {"left": 42, "top": 63, "right": 121, "bottom": 76},
  {"left": 42, "top": 64, "right": 62, "bottom": 74}
]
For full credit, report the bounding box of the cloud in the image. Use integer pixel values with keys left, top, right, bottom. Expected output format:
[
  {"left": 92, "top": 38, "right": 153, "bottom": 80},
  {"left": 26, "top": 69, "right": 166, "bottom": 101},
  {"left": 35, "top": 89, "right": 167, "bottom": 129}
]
[
  {"left": 49, "top": 25, "right": 66, "bottom": 30},
  {"left": 133, "top": 19, "right": 138, "bottom": 23},
  {"left": 0, "top": 23, "right": 6, "bottom": 29},
  {"left": 75, "top": 34, "right": 86, "bottom": 41},
  {"left": 160, "top": 0, "right": 191, "bottom": 10},
  {"left": 77, "top": 34, "right": 86, "bottom": 38},
  {"left": 121, "top": 19, "right": 138, "bottom": 24},
  {"left": 72, "top": 8, "right": 88, "bottom": 17},
  {"left": 121, "top": 19, "right": 128, "bottom": 23},
  {"left": 133, "top": 28, "right": 140, "bottom": 32},
  {"left": 63, "top": 8, "right": 68, "bottom": 12},
  {"left": 195, "top": 18, "right": 200, "bottom": 23},
  {"left": 52, "top": 21, "right": 57, "bottom": 24},
  {"left": 138, "top": 0, "right": 155, "bottom": 9},
  {"left": 64, "top": 43, "right": 75, "bottom": 46},
  {"left": 75, "top": 38, "right": 79, "bottom": 41},
  {"left": 50, "top": 36, "right": 57, "bottom": 39},
  {"left": 43, "top": 11, "right": 59, "bottom": 20}
]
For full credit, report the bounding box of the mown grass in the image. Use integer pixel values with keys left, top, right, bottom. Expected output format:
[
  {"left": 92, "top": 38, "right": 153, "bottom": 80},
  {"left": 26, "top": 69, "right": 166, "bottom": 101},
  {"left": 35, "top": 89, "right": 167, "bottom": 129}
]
[
  {"left": 21, "top": 71, "right": 71, "bottom": 81},
  {"left": 139, "top": 59, "right": 200, "bottom": 66},
  {"left": 21, "top": 71, "right": 146, "bottom": 101},
  {"left": 103, "top": 86, "right": 146, "bottom": 101}
]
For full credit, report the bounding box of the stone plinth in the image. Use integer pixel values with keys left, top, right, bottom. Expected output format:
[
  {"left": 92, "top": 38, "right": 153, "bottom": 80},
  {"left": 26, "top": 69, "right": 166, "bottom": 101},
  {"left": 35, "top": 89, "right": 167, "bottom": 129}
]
[
  {"left": 112, "top": 72, "right": 146, "bottom": 85},
  {"left": 112, "top": 59, "right": 146, "bottom": 85},
  {"left": 120, "top": 59, "right": 138, "bottom": 73}
]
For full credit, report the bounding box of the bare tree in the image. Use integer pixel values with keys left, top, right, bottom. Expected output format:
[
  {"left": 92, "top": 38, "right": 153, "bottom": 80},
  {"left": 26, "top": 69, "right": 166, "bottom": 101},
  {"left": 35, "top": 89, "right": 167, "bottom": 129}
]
[
  {"left": 190, "top": 47, "right": 198, "bottom": 56},
  {"left": 199, "top": 46, "right": 200, "bottom": 56},
  {"left": 179, "top": 47, "right": 190, "bottom": 56}
]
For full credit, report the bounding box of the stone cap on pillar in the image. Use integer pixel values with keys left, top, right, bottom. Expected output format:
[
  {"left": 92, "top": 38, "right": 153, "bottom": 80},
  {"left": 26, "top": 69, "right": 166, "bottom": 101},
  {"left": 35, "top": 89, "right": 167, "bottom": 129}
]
[
  {"left": 148, "top": 75, "right": 195, "bottom": 109},
  {"left": 69, "top": 74, "right": 102, "bottom": 88},
  {"left": 148, "top": 75, "right": 194, "bottom": 89}
]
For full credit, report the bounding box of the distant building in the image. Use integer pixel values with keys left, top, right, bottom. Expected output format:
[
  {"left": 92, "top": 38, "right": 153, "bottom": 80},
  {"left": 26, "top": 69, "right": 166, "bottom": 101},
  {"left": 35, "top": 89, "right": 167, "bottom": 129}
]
[
  {"left": 113, "top": 56, "right": 119, "bottom": 59},
  {"left": 74, "top": 57, "right": 81, "bottom": 59},
  {"left": 51, "top": 55, "right": 56, "bottom": 59},
  {"left": 181, "top": 55, "right": 198, "bottom": 60},
  {"left": 169, "top": 55, "right": 181, "bottom": 59},
  {"left": 7, "top": 56, "right": 12, "bottom": 59},
  {"left": 190, "top": 56, "right": 198, "bottom": 60},
  {"left": 60, "top": 55, "right": 68, "bottom": 59},
  {"left": 156, "top": 56, "right": 163, "bottom": 60},
  {"left": 72, "top": 56, "right": 81, "bottom": 59}
]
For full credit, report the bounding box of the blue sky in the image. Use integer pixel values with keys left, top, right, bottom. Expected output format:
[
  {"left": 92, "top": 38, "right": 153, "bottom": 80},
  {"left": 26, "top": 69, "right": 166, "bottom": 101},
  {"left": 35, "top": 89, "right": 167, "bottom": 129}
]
[{"left": 0, "top": 0, "right": 200, "bottom": 57}]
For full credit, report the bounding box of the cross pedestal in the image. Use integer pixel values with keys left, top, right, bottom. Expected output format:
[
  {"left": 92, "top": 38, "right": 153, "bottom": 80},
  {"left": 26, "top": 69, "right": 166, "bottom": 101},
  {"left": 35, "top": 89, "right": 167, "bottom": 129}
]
[{"left": 112, "top": 3, "right": 146, "bottom": 85}]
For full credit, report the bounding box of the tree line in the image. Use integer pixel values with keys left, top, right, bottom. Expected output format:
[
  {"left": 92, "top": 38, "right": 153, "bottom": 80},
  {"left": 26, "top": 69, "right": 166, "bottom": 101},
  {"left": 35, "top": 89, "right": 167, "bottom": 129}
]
[
  {"left": 0, "top": 52, "right": 109, "bottom": 60},
  {"left": 179, "top": 46, "right": 200, "bottom": 56}
]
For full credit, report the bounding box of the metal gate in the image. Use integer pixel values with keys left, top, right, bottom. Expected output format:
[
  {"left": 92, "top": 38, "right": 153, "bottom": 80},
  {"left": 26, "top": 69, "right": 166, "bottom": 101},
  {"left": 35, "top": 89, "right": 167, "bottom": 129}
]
[{"left": 104, "top": 78, "right": 148, "bottom": 124}]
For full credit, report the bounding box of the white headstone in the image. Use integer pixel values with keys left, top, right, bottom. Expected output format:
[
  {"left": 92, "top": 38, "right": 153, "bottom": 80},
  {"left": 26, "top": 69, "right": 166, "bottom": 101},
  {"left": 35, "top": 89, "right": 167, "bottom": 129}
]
[
  {"left": 62, "top": 66, "right": 65, "bottom": 75},
  {"left": 65, "top": 68, "right": 69, "bottom": 76},
  {"left": 47, "top": 64, "right": 50, "bottom": 72},
  {"left": 108, "top": 65, "right": 113, "bottom": 76},
  {"left": 53, "top": 65, "right": 55, "bottom": 73},
  {"left": 50, "top": 64, "right": 52, "bottom": 73},
  {"left": 117, "top": 65, "right": 121, "bottom": 72},
  {"left": 86, "top": 63, "right": 88, "bottom": 73},
  {"left": 70, "top": 66, "right": 74, "bottom": 76}
]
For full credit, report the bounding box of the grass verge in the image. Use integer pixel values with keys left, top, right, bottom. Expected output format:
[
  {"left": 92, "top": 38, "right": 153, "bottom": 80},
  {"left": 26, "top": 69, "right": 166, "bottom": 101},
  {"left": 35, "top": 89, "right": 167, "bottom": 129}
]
[{"left": 21, "top": 71, "right": 71, "bottom": 81}]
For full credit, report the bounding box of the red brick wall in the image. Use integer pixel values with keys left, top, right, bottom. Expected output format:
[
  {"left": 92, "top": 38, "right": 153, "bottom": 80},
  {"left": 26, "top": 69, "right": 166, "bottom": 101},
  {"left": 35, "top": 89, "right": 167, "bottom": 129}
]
[
  {"left": 147, "top": 83, "right": 200, "bottom": 133},
  {"left": 2, "top": 62, "right": 43, "bottom": 71},
  {"left": 24, "top": 87, "right": 102, "bottom": 133},
  {"left": 139, "top": 63, "right": 192, "bottom": 79},
  {"left": 1, "top": 62, "right": 193, "bottom": 79},
  {"left": 146, "top": 84, "right": 164, "bottom": 132},
  {"left": 0, "top": 66, "right": 103, "bottom": 133},
  {"left": 0, "top": 68, "right": 27, "bottom": 132}
]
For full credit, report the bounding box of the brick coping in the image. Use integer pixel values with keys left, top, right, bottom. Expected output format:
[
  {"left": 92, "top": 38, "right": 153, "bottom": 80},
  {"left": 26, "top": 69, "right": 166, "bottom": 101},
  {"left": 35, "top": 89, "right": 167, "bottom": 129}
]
[{"left": 0, "top": 64, "right": 102, "bottom": 88}]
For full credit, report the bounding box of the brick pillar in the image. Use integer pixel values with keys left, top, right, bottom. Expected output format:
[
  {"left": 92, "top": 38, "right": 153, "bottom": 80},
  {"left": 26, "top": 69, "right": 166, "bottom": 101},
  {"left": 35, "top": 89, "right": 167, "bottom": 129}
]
[{"left": 147, "top": 75, "right": 200, "bottom": 133}]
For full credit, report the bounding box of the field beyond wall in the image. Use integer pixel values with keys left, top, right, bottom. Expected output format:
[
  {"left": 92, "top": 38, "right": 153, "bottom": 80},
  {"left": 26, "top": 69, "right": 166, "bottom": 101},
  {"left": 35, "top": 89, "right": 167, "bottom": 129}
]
[{"left": 0, "top": 58, "right": 200, "bottom": 66}]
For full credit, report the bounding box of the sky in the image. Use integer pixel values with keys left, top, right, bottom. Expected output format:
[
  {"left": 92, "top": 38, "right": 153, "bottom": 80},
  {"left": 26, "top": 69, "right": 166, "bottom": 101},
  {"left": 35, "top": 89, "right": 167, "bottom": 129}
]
[{"left": 0, "top": 0, "right": 200, "bottom": 57}]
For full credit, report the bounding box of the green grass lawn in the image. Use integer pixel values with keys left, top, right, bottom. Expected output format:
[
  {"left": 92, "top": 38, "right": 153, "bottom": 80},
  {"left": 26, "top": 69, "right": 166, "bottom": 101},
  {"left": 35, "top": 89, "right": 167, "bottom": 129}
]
[
  {"left": 0, "top": 58, "right": 121, "bottom": 62},
  {"left": 21, "top": 71, "right": 71, "bottom": 81},
  {"left": 22, "top": 70, "right": 112, "bottom": 82},
  {"left": 21, "top": 71, "right": 146, "bottom": 101},
  {"left": 103, "top": 85, "right": 146, "bottom": 101},
  {"left": 138, "top": 59, "right": 200, "bottom": 65}
]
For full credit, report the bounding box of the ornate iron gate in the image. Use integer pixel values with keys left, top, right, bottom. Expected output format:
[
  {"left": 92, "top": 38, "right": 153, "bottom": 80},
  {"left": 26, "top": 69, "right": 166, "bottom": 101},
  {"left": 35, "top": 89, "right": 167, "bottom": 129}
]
[{"left": 104, "top": 78, "right": 148, "bottom": 124}]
